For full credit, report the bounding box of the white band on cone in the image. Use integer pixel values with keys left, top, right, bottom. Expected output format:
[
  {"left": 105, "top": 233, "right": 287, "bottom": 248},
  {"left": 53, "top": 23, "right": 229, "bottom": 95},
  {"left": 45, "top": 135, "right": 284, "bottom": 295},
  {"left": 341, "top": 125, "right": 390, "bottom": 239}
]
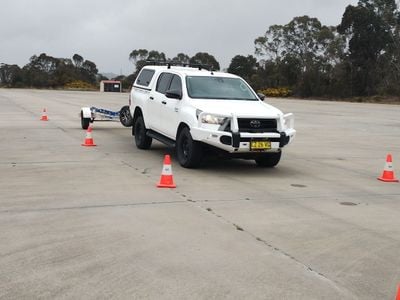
[{"left": 162, "top": 165, "right": 173, "bottom": 175}]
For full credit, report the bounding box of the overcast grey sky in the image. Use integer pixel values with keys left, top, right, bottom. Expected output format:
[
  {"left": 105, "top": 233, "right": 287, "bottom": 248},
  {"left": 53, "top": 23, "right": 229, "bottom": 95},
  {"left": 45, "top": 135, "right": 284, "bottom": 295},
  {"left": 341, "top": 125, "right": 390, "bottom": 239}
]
[{"left": 0, "top": 0, "right": 358, "bottom": 75}]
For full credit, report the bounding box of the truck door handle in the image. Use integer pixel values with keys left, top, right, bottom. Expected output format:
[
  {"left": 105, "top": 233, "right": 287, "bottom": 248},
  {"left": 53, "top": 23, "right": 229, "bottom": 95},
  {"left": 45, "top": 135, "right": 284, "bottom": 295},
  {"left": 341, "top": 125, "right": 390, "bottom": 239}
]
[
  {"left": 149, "top": 97, "right": 154, "bottom": 100},
  {"left": 162, "top": 101, "right": 167, "bottom": 105}
]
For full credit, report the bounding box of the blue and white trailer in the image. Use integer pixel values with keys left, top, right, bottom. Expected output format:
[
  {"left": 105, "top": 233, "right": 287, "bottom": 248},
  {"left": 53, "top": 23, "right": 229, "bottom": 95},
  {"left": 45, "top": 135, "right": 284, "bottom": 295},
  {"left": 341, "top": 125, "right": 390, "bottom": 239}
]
[{"left": 80, "top": 105, "right": 132, "bottom": 129}]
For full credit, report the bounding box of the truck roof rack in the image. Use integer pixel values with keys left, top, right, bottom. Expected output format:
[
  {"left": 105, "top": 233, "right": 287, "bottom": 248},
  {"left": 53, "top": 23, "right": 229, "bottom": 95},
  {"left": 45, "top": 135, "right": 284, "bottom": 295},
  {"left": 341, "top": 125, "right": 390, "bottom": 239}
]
[{"left": 145, "top": 60, "right": 212, "bottom": 71}]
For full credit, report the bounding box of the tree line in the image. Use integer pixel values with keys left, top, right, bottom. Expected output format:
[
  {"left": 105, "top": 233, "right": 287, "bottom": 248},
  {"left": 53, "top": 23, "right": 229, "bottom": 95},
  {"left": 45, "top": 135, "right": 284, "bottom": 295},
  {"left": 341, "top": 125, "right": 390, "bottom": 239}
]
[
  {"left": 0, "top": 53, "right": 99, "bottom": 88},
  {"left": 114, "top": 50, "right": 221, "bottom": 89},
  {"left": 249, "top": 0, "right": 400, "bottom": 98},
  {"left": 1, "top": 0, "right": 399, "bottom": 100}
]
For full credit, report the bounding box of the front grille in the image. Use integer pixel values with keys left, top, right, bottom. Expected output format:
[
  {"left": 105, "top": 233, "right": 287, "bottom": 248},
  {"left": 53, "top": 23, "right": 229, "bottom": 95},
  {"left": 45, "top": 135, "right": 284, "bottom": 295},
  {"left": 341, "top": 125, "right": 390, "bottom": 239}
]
[{"left": 237, "top": 118, "right": 277, "bottom": 133}]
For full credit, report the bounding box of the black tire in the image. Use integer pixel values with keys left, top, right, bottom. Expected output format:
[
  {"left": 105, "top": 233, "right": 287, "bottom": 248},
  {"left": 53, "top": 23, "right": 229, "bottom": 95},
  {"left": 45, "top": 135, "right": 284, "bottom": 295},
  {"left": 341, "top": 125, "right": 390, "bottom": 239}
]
[
  {"left": 134, "top": 116, "right": 152, "bottom": 149},
  {"left": 176, "top": 127, "right": 203, "bottom": 168},
  {"left": 81, "top": 111, "right": 90, "bottom": 130},
  {"left": 255, "top": 151, "right": 282, "bottom": 168},
  {"left": 119, "top": 105, "right": 133, "bottom": 127}
]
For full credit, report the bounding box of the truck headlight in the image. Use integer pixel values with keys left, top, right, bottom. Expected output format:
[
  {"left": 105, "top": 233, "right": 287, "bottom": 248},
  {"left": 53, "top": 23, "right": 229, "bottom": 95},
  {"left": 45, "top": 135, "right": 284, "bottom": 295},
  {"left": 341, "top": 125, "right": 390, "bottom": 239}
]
[{"left": 201, "top": 114, "right": 227, "bottom": 125}]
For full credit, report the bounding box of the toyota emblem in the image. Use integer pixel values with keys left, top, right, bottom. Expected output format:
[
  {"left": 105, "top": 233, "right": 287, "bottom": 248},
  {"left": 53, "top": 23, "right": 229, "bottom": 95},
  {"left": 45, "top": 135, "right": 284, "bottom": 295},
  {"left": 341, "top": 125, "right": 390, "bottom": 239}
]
[{"left": 250, "top": 120, "right": 261, "bottom": 128}]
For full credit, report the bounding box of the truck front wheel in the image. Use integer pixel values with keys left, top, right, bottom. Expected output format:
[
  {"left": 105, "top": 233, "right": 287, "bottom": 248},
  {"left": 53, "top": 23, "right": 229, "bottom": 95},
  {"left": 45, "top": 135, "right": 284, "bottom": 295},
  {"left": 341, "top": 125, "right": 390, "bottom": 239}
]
[
  {"left": 176, "top": 127, "right": 203, "bottom": 168},
  {"left": 255, "top": 151, "right": 282, "bottom": 168},
  {"left": 134, "top": 116, "right": 152, "bottom": 149}
]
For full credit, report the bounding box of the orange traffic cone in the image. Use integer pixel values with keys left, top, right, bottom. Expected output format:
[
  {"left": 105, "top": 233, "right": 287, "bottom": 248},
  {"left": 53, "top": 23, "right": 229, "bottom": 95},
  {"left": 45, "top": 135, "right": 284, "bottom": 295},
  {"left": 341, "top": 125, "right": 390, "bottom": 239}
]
[
  {"left": 396, "top": 284, "right": 400, "bottom": 300},
  {"left": 378, "top": 154, "right": 398, "bottom": 182},
  {"left": 81, "top": 125, "right": 97, "bottom": 147},
  {"left": 40, "top": 108, "right": 48, "bottom": 121},
  {"left": 157, "top": 155, "right": 176, "bottom": 188}
]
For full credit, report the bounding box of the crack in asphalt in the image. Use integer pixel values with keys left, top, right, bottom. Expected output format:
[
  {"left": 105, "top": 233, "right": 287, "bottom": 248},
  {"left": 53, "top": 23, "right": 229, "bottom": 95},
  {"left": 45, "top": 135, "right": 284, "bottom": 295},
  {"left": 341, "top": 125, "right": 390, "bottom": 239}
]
[
  {"left": 120, "top": 155, "right": 394, "bottom": 296},
  {"left": 121, "top": 158, "right": 336, "bottom": 284},
  {"left": 0, "top": 200, "right": 186, "bottom": 214},
  {"left": 170, "top": 189, "right": 356, "bottom": 299},
  {"left": 0, "top": 161, "right": 89, "bottom": 165}
]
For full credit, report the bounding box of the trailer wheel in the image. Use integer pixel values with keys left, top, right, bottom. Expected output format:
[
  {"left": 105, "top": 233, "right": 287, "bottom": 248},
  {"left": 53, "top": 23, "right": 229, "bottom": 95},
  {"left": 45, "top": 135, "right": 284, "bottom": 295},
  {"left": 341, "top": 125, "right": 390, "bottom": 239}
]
[
  {"left": 119, "top": 105, "right": 133, "bottom": 127},
  {"left": 81, "top": 111, "right": 90, "bottom": 130}
]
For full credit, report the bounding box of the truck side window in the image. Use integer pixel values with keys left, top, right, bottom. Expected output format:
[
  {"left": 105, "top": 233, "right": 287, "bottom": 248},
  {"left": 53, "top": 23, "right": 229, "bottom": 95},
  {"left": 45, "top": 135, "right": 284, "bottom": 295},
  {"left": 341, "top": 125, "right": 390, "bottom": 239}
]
[
  {"left": 169, "top": 75, "right": 182, "bottom": 93},
  {"left": 156, "top": 73, "right": 173, "bottom": 94},
  {"left": 136, "top": 69, "right": 155, "bottom": 87}
]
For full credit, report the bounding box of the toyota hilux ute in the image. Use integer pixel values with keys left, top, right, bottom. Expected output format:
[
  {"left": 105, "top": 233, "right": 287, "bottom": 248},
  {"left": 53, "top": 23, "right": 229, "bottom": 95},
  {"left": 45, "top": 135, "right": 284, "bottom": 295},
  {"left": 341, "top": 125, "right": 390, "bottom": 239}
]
[{"left": 129, "top": 64, "right": 296, "bottom": 168}]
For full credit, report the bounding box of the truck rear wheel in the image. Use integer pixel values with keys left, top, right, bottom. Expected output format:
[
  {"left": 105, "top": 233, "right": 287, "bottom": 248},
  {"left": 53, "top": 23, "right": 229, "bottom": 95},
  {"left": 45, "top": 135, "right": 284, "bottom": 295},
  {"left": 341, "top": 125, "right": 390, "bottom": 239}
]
[
  {"left": 176, "top": 127, "right": 203, "bottom": 168},
  {"left": 255, "top": 152, "right": 281, "bottom": 168},
  {"left": 134, "top": 116, "right": 152, "bottom": 149}
]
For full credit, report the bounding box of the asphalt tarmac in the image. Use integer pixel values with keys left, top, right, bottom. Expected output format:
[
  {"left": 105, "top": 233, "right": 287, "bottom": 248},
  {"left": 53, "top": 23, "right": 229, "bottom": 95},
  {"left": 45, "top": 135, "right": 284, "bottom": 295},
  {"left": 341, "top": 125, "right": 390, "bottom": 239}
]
[{"left": 0, "top": 89, "right": 399, "bottom": 299}]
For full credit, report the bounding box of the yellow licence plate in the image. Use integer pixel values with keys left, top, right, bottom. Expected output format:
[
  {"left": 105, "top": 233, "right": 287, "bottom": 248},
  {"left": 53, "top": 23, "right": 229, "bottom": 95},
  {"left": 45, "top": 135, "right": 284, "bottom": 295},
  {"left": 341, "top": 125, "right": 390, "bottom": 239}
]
[{"left": 250, "top": 140, "right": 271, "bottom": 151}]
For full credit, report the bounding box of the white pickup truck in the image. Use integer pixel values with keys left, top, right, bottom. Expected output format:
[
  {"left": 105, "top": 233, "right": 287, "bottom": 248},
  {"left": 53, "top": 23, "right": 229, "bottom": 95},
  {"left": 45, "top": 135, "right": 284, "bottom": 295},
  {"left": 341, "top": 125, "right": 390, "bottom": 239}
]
[{"left": 129, "top": 63, "right": 296, "bottom": 168}]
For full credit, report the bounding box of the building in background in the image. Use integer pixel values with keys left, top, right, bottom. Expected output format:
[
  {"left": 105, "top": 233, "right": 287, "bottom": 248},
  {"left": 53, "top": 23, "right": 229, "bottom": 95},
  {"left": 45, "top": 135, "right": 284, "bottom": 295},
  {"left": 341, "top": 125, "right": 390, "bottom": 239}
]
[{"left": 100, "top": 80, "right": 122, "bottom": 92}]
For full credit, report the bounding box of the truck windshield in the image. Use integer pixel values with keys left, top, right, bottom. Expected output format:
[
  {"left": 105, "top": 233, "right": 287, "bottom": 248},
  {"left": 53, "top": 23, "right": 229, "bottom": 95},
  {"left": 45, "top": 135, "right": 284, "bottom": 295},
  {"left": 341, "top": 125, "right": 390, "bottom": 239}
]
[{"left": 186, "top": 76, "right": 258, "bottom": 101}]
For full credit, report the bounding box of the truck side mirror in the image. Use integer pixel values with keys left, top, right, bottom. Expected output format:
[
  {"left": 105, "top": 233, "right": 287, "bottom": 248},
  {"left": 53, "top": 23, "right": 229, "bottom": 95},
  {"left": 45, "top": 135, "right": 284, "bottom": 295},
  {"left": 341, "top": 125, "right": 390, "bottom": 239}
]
[
  {"left": 257, "top": 93, "right": 266, "bottom": 100},
  {"left": 165, "top": 89, "right": 182, "bottom": 100}
]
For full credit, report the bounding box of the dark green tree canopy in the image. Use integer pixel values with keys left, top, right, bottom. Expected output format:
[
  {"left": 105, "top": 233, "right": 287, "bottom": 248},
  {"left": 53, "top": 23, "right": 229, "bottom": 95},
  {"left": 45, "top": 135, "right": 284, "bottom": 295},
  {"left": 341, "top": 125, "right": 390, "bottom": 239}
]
[
  {"left": 72, "top": 54, "right": 84, "bottom": 68},
  {"left": 255, "top": 16, "right": 338, "bottom": 69},
  {"left": 128, "top": 49, "right": 220, "bottom": 77},
  {"left": 172, "top": 53, "right": 190, "bottom": 64},
  {"left": 189, "top": 52, "right": 220, "bottom": 70},
  {"left": 338, "top": 0, "right": 400, "bottom": 95},
  {"left": 254, "top": 15, "right": 344, "bottom": 96},
  {"left": 0, "top": 64, "right": 23, "bottom": 87},
  {"left": 129, "top": 49, "right": 167, "bottom": 75},
  {"left": 147, "top": 50, "right": 166, "bottom": 61},
  {"left": 129, "top": 49, "right": 149, "bottom": 63},
  {"left": 227, "top": 55, "right": 258, "bottom": 81}
]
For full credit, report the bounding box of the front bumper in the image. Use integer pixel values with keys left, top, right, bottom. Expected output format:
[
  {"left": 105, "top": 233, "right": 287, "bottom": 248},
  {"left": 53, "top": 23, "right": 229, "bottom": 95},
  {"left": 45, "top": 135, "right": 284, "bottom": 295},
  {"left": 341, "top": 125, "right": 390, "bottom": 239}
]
[{"left": 191, "top": 113, "right": 296, "bottom": 154}]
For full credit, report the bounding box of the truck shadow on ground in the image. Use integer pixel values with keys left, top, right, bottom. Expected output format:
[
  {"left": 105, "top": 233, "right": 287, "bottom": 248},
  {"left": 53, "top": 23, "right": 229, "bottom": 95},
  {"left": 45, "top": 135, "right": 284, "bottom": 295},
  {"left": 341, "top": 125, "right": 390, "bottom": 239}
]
[{"left": 144, "top": 144, "right": 298, "bottom": 177}]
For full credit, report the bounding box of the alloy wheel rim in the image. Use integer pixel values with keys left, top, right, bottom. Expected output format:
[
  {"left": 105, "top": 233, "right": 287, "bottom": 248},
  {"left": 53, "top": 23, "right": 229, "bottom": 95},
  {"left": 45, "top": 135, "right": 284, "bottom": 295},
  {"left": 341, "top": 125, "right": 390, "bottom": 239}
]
[{"left": 121, "top": 111, "right": 128, "bottom": 122}]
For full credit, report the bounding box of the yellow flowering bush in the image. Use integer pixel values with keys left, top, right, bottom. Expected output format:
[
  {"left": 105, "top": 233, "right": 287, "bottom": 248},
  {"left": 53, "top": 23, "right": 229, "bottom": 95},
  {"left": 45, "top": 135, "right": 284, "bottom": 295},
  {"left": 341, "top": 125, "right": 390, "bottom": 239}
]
[
  {"left": 64, "top": 80, "right": 96, "bottom": 90},
  {"left": 258, "top": 87, "right": 292, "bottom": 98}
]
